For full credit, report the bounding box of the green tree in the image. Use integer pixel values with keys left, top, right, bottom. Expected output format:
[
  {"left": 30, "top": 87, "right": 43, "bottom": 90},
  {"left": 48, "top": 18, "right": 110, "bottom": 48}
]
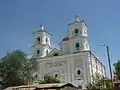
[
  {"left": 0, "top": 50, "right": 37, "bottom": 88},
  {"left": 114, "top": 60, "right": 120, "bottom": 80},
  {"left": 87, "top": 73, "right": 112, "bottom": 90},
  {"left": 39, "top": 74, "right": 60, "bottom": 84}
]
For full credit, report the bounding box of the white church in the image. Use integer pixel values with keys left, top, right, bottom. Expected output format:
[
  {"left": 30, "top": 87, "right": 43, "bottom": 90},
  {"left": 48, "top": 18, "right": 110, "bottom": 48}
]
[{"left": 31, "top": 16, "right": 106, "bottom": 88}]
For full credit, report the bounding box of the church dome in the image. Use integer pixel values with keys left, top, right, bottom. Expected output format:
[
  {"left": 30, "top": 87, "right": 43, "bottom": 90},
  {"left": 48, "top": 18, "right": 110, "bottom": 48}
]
[{"left": 62, "top": 36, "right": 70, "bottom": 41}]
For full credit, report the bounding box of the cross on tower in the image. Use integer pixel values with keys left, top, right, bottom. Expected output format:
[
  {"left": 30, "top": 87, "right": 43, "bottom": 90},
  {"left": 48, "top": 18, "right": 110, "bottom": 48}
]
[
  {"left": 75, "top": 15, "right": 80, "bottom": 21},
  {"left": 40, "top": 24, "right": 44, "bottom": 30}
]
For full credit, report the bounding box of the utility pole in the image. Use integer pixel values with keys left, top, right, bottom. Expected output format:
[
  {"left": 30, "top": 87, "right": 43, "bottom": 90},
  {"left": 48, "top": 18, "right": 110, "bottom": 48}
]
[
  {"left": 106, "top": 46, "right": 113, "bottom": 82},
  {"left": 101, "top": 45, "right": 113, "bottom": 88}
]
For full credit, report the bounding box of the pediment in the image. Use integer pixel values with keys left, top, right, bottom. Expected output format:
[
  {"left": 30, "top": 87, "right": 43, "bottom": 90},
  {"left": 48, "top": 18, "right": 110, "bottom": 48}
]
[{"left": 46, "top": 48, "right": 64, "bottom": 57}]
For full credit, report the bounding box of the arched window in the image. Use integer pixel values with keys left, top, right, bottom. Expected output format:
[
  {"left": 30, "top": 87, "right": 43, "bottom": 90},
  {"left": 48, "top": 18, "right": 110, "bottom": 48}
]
[
  {"left": 76, "top": 42, "right": 79, "bottom": 50},
  {"left": 84, "top": 29, "right": 86, "bottom": 34},
  {"left": 53, "top": 53, "right": 58, "bottom": 56},
  {"left": 77, "top": 70, "right": 81, "bottom": 75},
  {"left": 37, "top": 37, "right": 40, "bottom": 42},
  {"left": 37, "top": 50, "right": 40, "bottom": 54},
  {"left": 46, "top": 50, "right": 48, "bottom": 55},
  {"left": 46, "top": 38, "right": 48, "bottom": 43},
  {"left": 75, "top": 28, "right": 79, "bottom": 36}
]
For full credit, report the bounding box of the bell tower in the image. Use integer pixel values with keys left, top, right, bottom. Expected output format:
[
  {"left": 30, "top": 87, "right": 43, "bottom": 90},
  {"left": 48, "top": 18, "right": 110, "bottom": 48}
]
[
  {"left": 68, "top": 15, "right": 90, "bottom": 52},
  {"left": 60, "top": 15, "right": 90, "bottom": 54},
  {"left": 32, "top": 25, "right": 52, "bottom": 58}
]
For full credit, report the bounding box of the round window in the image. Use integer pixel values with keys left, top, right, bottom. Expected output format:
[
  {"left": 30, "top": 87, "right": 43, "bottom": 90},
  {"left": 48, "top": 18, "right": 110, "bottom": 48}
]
[{"left": 55, "top": 74, "right": 58, "bottom": 78}]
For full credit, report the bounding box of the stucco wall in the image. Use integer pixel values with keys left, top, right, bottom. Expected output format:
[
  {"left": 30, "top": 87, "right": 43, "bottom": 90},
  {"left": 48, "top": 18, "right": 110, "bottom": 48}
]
[{"left": 37, "top": 52, "right": 91, "bottom": 88}]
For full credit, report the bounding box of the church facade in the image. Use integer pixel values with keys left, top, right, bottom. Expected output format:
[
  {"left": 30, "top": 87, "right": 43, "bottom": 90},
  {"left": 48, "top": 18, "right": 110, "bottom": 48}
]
[{"left": 31, "top": 16, "right": 106, "bottom": 88}]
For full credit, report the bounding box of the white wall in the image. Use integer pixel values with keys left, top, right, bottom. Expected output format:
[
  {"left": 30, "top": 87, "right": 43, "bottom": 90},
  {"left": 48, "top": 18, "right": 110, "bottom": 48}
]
[
  {"left": 37, "top": 51, "right": 92, "bottom": 88},
  {"left": 88, "top": 52, "right": 106, "bottom": 78},
  {"left": 60, "top": 41, "right": 69, "bottom": 53}
]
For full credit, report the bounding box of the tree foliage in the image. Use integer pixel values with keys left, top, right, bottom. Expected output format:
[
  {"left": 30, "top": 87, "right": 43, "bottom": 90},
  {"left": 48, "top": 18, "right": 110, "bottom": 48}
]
[
  {"left": 114, "top": 60, "right": 120, "bottom": 80},
  {"left": 38, "top": 74, "right": 60, "bottom": 84},
  {"left": 87, "top": 73, "right": 112, "bottom": 90},
  {"left": 0, "top": 50, "right": 37, "bottom": 88}
]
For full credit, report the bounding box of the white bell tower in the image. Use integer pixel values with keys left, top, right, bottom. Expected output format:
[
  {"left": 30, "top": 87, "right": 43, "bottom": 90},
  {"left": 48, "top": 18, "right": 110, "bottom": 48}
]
[
  {"left": 60, "top": 15, "right": 90, "bottom": 54},
  {"left": 32, "top": 25, "right": 52, "bottom": 58},
  {"left": 68, "top": 15, "right": 90, "bottom": 52}
]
